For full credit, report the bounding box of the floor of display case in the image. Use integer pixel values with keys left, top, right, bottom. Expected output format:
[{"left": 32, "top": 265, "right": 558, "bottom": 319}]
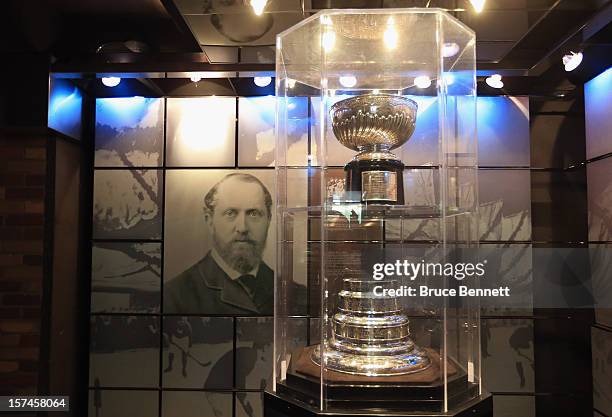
[{"left": 273, "top": 346, "right": 482, "bottom": 414}]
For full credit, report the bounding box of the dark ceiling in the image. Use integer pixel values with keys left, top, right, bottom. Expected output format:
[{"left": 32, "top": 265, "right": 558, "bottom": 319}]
[
  {"left": 2, "top": 0, "right": 611, "bottom": 97},
  {"left": 174, "top": 0, "right": 612, "bottom": 74}
]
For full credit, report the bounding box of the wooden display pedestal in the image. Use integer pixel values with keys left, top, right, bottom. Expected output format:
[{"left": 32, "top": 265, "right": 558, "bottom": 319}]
[{"left": 264, "top": 346, "right": 492, "bottom": 417}]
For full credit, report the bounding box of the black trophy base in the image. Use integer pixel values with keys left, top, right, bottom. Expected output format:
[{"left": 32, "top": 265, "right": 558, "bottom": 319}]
[
  {"left": 264, "top": 347, "right": 492, "bottom": 417},
  {"left": 345, "top": 159, "right": 405, "bottom": 205},
  {"left": 264, "top": 391, "right": 492, "bottom": 417}
]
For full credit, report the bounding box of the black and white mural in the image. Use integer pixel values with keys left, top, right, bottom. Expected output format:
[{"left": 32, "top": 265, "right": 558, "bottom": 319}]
[{"left": 89, "top": 95, "right": 535, "bottom": 417}]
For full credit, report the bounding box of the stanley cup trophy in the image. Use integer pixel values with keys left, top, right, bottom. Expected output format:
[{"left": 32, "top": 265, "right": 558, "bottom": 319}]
[
  {"left": 331, "top": 93, "right": 418, "bottom": 205},
  {"left": 309, "top": 93, "right": 430, "bottom": 377}
]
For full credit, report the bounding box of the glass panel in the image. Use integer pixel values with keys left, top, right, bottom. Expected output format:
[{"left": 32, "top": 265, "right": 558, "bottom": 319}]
[
  {"left": 91, "top": 242, "right": 161, "bottom": 313},
  {"left": 88, "top": 390, "right": 158, "bottom": 417},
  {"left": 89, "top": 316, "right": 159, "bottom": 387},
  {"left": 162, "top": 391, "right": 232, "bottom": 417},
  {"left": 95, "top": 97, "right": 164, "bottom": 168},
  {"left": 162, "top": 317, "right": 233, "bottom": 389},
  {"left": 166, "top": 97, "right": 236, "bottom": 167},
  {"left": 92, "top": 169, "right": 163, "bottom": 239},
  {"left": 275, "top": 9, "right": 478, "bottom": 415}
]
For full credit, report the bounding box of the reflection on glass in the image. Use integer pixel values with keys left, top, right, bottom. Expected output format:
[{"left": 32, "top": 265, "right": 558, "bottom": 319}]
[{"left": 239, "top": 96, "right": 308, "bottom": 167}]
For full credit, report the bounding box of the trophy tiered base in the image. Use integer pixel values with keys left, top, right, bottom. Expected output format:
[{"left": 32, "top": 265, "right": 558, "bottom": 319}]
[
  {"left": 264, "top": 276, "right": 491, "bottom": 416},
  {"left": 311, "top": 279, "right": 430, "bottom": 376}
]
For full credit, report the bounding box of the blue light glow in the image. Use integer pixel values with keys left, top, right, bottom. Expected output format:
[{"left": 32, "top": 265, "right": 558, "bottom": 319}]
[
  {"left": 48, "top": 78, "right": 83, "bottom": 139},
  {"left": 584, "top": 67, "right": 612, "bottom": 159},
  {"left": 477, "top": 96, "right": 530, "bottom": 166},
  {"left": 586, "top": 67, "right": 612, "bottom": 93},
  {"left": 96, "top": 97, "right": 158, "bottom": 129}
]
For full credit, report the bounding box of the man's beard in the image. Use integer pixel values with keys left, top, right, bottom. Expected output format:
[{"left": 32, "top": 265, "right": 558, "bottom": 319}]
[{"left": 214, "top": 234, "right": 266, "bottom": 274}]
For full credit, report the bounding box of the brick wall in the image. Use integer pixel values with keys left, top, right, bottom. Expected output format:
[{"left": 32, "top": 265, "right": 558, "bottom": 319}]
[{"left": 0, "top": 128, "right": 47, "bottom": 396}]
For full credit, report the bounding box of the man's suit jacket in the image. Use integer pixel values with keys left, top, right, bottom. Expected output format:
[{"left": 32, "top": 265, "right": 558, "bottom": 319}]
[{"left": 165, "top": 252, "right": 276, "bottom": 315}]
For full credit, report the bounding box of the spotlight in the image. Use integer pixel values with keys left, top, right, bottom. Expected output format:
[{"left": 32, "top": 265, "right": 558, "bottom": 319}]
[
  {"left": 250, "top": 0, "right": 267, "bottom": 16},
  {"left": 485, "top": 74, "right": 503, "bottom": 89},
  {"left": 339, "top": 75, "right": 357, "bottom": 88},
  {"left": 563, "top": 51, "right": 583, "bottom": 72},
  {"left": 470, "top": 0, "right": 486, "bottom": 13},
  {"left": 254, "top": 76, "right": 272, "bottom": 87},
  {"left": 442, "top": 43, "right": 460, "bottom": 58},
  {"left": 102, "top": 77, "right": 121, "bottom": 87},
  {"left": 415, "top": 75, "right": 432, "bottom": 89},
  {"left": 190, "top": 73, "right": 202, "bottom": 83}
]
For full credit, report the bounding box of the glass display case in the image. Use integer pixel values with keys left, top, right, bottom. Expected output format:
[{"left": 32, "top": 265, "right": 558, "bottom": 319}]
[{"left": 268, "top": 8, "right": 490, "bottom": 416}]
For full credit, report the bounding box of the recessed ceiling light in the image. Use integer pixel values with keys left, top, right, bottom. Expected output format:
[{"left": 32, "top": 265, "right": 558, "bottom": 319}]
[
  {"left": 102, "top": 77, "right": 121, "bottom": 87},
  {"left": 190, "top": 73, "right": 202, "bottom": 83},
  {"left": 485, "top": 74, "right": 504, "bottom": 89},
  {"left": 254, "top": 76, "right": 272, "bottom": 87}
]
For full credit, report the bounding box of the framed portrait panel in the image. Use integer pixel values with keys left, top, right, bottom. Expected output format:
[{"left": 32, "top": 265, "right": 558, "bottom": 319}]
[{"left": 163, "top": 169, "right": 285, "bottom": 315}]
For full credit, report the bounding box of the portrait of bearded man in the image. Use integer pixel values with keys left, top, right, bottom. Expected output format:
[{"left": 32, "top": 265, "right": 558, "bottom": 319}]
[{"left": 165, "top": 173, "right": 280, "bottom": 315}]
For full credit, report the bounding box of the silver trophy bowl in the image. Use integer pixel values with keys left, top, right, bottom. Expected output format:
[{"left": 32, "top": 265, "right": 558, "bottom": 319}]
[{"left": 330, "top": 94, "right": 418, "bottom": 160}]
